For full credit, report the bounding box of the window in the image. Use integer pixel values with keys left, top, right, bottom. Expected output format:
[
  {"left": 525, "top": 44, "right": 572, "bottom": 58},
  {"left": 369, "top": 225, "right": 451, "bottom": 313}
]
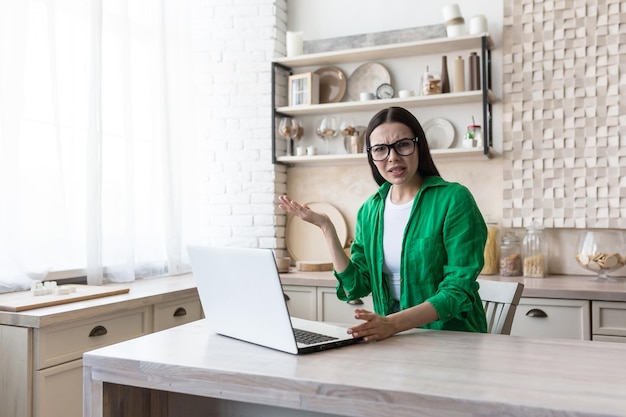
[{"left": 0, "top": 0, "right": 198, "bottom": 292}]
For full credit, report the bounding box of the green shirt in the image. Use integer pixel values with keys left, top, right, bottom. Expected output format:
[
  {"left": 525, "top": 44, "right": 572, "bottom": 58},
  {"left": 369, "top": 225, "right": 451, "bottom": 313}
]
[{"left": 334, "top": 176, "right": 488, "bottom": 333}]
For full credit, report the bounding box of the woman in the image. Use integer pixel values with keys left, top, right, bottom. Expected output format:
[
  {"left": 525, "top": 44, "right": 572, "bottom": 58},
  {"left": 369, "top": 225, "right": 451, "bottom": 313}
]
[{"left": 279, "top": 107, "right": 487, "bottom": 341}]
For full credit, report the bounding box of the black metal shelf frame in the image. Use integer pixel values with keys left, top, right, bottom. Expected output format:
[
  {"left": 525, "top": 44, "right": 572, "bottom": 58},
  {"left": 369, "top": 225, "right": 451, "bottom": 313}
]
[{"left": 271, "top": 35, "right": 494, "bottom": 164}]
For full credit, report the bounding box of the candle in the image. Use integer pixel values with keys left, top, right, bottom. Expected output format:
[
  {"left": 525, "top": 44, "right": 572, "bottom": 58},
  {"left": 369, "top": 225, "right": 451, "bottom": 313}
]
[{"left": 286, "top": 31, "right": 303, "bottom": 57}]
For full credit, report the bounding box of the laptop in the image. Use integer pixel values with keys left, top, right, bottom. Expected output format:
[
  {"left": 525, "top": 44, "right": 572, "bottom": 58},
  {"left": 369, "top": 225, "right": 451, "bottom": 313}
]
[{"left": 187, "top": 245, "right": 363, "bottom": 354}]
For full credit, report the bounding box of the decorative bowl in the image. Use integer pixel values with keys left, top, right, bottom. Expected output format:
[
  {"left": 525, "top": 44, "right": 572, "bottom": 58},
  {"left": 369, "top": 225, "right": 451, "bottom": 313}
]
[{"left": 575, "top": 230, "right": 626, "bottom": 281}]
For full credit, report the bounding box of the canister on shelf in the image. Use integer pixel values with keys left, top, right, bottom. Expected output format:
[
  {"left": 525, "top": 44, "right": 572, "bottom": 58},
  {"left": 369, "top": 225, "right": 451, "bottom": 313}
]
[
  {"left": 468, "top": 51, "right": 481, "bottom": 90},
  {"left": 500, "top": 232, "right": 522, "bottom": 276},
  {"left": 523, "top": 223, "right": 548, "bottom": 277},
  {"left": 481, "top": 222, "right": 499, "bottom": 275},
  {"left": 421, "top": 65, "right": 440, "bottom": 95},
  {"left": 452, "top": 56, "right": 465, "bottom": 92},
  {"left": 440, "top": 55, "right": 450, "bottom": 94}
]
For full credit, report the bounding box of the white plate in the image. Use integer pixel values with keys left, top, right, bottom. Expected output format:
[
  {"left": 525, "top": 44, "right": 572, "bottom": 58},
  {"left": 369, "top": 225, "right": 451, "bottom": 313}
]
[
  {"left": 347, "top": 62, "right": 391, "bottom": 102},
  {"left": 286, "top": 202, "right": 348, "bottom": 263},
  {"left": 422, "top": 118, "right": 455, "bottom": 149}
]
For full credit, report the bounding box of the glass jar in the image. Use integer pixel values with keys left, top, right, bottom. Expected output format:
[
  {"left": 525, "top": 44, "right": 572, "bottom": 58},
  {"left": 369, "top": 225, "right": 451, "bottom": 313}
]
[
  {"left": 481, "top": 222, "right": 499, "bottom": 275},
  {"left": 500, "top": 232, "right": 522, "bottom": 276},
  {"left": 523, "top": 224, "right": 548, "bottom": 277},
  {"left": 463, "top": 124, "right": 482, "bottom": 148}
]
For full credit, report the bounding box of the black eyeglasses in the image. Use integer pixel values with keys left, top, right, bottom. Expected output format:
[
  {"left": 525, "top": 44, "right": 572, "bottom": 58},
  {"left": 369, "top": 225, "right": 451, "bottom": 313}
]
[{"left": 367, "top": 137, "right": 418, "bottom": 161}]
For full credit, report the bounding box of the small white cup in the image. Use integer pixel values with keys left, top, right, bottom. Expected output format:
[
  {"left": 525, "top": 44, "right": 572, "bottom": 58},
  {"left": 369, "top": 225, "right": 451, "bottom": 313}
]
[
  {"left": 296, "top": 146, "right": 305, "bottom": 156},
  {"left": 469, "top": 15, "right": 488, "bottom": 34},
  {"left": 360, "top": 92, "right": 375, "bottom": 101},
  {"left": 398, "top": 90, "right": 415, "bottom": 98},
  {"left": 442, "top": 3, "right": 462, "bottom": 21},
  {"left": 306, "top": 146, "right": 317, "bottom": 156}
]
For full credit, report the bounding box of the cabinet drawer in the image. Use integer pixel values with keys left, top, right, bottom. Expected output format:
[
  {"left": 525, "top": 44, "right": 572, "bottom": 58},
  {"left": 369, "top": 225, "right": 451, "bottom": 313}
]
[
  {"left": 592, "top": 301, "right": 626, "bottom": 337},
  {"left": 283, "top": 285, "right": 317, "bottom": 321},
  {"left": 153, "top": 296, "right": 204, "bottom": 332},
  {"left": 317, "top": 287, "right": 373, "bottom": 324},
  {"left": 511, "top": 298, "right": 591, "bottom": 340},
  {"left": 35, "top": 306, "right": 151, "bottom": 370}
]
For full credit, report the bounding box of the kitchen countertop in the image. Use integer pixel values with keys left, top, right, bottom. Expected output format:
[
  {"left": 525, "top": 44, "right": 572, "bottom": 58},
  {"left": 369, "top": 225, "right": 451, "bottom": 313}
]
[
  {"left": 3, "top": 269, "right": 624, "bottom": 329},
  {"left": 83, "top": 318, "right": 626, "bottom": 417},
  {"left": 0, "top": 273, "right": 198, "bottom": 328},
  {"left": 279, "top": 270, "right": 626, "bottom": 302}
]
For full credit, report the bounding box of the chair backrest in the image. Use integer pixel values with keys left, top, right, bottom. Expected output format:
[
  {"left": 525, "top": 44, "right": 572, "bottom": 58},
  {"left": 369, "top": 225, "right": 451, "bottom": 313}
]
[{"left": 477, "top": 279, "right": 524, "bottom": 335}]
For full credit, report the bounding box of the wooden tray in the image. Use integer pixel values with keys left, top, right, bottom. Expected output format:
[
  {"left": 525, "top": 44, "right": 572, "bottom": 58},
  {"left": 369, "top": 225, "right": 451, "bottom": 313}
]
[{"left": 0, "top": 284, "right": 130, "bottom": 312}]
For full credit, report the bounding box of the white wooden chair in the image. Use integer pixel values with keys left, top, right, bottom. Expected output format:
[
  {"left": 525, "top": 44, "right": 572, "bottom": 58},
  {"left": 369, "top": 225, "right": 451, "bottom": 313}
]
[{"left": 477, "top": 279, "right": 524, "bottom": 335}]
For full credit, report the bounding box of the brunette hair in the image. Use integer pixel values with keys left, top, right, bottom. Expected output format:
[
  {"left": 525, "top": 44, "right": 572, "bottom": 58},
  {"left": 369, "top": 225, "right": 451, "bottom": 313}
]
[{"left": 365, "top": 107, "right": 440, "bottom": 186}]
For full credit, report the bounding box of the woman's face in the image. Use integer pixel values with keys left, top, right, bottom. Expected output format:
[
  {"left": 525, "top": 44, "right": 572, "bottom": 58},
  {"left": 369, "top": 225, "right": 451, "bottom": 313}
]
[{"left": 369, "top": 121, "right": 420, "bottom": 186}]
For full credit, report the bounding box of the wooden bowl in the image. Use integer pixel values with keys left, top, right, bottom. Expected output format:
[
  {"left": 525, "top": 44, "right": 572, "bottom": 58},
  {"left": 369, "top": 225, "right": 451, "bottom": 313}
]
[{"left": 275, "top": 257, "right": 292, "bottom": 273}]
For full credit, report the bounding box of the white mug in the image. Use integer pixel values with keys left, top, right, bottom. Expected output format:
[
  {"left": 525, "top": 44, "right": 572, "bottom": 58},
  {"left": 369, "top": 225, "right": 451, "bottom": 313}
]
[{"left": 306, "top": 146, "right": 317, "bottom": 156}]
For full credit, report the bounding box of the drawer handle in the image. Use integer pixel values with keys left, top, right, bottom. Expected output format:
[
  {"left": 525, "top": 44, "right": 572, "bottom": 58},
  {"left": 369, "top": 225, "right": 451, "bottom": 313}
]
[
  {"left": 89, "top": 325, "right": 108, "bottom": 337},
  {"left": 283, "top": 293, "right": 291, "bottom": 301},
  {"left": 347, "top": 299, "right": 364, "bottom": 306},
  {"left": 526, "top": 308, "right": 548, "bottom": 318},
  {"left": 173, "top": 307, "right": 187, "bottom": 317}
]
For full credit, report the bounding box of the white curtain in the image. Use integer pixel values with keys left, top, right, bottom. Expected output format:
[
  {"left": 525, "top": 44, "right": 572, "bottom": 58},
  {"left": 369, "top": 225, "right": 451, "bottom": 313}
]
[{"left": 0, "top": 0, "right": 197, "bottom": 291}]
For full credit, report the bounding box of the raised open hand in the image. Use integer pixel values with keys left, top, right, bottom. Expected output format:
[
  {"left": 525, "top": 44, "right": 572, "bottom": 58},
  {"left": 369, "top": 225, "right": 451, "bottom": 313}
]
[{"left": 278, "top": 195, "right": 331, "bottom": 229}]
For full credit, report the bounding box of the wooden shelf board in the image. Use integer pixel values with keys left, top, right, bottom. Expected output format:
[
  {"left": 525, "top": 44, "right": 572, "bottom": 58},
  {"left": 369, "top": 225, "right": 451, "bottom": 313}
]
[
  {"left": 274, "top": 33, "right": 493, "bottom": 67},
  {"left": 277, "top": 148, "right": 487, "bottom": 167}
]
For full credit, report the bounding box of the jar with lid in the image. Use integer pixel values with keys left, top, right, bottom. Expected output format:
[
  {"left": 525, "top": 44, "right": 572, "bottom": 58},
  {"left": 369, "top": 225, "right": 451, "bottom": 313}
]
[
  {"left": 499, "top": 232, "right": 522, "bottom": 276},
  {"left": 523, "top": 224, "right": 548, "bottom": 277},
  {"left": 481, "top": 222, "right": 499, "bottom": 275},
  {"left": 463, "top": 124, "right": 482, "bottom": 148}
]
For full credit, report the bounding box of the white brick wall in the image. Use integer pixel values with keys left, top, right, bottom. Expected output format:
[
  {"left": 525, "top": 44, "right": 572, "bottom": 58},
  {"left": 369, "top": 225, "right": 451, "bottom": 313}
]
[{"left": 190, "top": 0, "right": 288, "bottom": 254}]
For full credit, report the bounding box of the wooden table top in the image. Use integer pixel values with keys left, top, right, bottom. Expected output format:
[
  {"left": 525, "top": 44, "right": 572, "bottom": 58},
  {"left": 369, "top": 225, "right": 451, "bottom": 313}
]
[{"left": 83, "top": 319, "right": 626, "bottom": 417}]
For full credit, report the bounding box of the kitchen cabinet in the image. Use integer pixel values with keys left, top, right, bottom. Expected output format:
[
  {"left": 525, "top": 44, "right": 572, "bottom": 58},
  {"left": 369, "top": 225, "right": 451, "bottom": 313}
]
[
  {"left": 0, "top": 275, "right": 201, "bottom": 417},
  {"left": 282, "top": 284, "right": 373, "bottom": 324},
  {"left": 510, "top": 297, "right": 591, "bottom": 340},
  {"left": 271, "top": 33, "right": 495, "bottom": 165},
  {"left": 283, "top": 285, "right": 317, "bottom": 321},
  {"left": 153, "top": 295, "right": 203, "bottom": 332},
  {"left": 281, "top": 272, "right": 626, "bottom": 342},
  {"left": 32, "top": 306, "right": 153, "bottom": 417},
  {"left": 592, "top": 301, "right": 626, "bottom": 342},
  {"left": 316, "top": 287, "right": 373, "bottom": 324}
]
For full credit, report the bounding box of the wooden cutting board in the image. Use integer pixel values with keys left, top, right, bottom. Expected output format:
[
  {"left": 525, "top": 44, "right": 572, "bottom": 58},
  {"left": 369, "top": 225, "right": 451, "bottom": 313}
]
[
  {"left": 0, "top": 284, "right": 130, "bottom": 312},
  {"left": 296, "top": 261, "right": 333, "bottom": 272}
]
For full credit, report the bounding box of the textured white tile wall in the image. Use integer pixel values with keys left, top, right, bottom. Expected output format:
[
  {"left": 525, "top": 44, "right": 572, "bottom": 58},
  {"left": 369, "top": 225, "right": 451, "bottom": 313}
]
[
  {"left": 191, "top": 0, "right": 288, "bottom": 254},
  {"left": 502, "top": 0, "right": 626, "bottom": 229}
]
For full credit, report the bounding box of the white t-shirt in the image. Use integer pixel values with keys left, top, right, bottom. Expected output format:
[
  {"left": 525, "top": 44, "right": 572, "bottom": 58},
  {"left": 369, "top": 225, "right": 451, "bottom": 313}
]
[{"left": 382, "top": 188, "right": 413, "bottom": 301}]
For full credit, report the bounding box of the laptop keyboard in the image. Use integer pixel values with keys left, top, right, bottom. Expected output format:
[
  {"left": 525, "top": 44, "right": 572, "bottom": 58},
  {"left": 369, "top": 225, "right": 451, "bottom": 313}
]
[{"left": 293, "top": 328, "right": 339, "bottom": 345}]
